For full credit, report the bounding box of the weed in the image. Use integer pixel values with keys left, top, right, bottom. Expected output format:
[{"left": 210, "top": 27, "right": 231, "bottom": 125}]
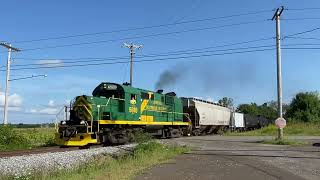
[
  {"left": 0, "top": 126, "right": 56, "bottom": 151},
  {"left": 225, "top": 122, "right": 320, "bottom": 136},
  {"left": 18, "top": 141, "right": 189, "bottom": 180}
]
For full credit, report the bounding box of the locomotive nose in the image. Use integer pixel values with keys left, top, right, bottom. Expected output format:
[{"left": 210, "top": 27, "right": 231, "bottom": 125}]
[{"left": 71, "top": 96, "right": 92, "bottom": 123}]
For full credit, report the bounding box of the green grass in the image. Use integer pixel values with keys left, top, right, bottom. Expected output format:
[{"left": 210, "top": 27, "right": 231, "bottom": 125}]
[
  {"left": 4, "top": 141, "right": 189, "bottom": 180},
  {"left": 0, "top": 126, "right": 56, "bottom": 151},
  {"left": 225, "top": 122, "right": 320, "bottom": 136},
  {"left": 262, "top": 138, "right": 309, "bottom": 146}
]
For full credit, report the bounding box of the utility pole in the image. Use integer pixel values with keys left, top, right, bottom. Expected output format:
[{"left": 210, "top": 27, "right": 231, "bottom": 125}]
[
  {"left": 123, "top": 43, "right": 143, "bottom": 86},
  {"left": 0, "top": 42, "right": 20, "bottom": 125},
  {"left": 272, "top": 6, "right": 286, "bottom": 140}
]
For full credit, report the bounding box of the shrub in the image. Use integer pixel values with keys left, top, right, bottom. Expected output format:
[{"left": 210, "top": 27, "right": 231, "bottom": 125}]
[
  {"left": 0, "top": 126, "right": 30, "bottom": 150},
  {"left": 286, "top": 92, "right": 320, "bottom": 122}
]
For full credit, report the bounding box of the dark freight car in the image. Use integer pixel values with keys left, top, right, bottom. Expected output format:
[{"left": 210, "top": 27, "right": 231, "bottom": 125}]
[{"left": 244, "top": 114, "right": 271, "bottom": 130}]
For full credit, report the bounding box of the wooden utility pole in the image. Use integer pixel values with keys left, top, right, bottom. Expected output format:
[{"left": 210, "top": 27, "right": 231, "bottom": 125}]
[
  {"left": 123, "top": 43, "right": 143, "bottom": 86},
  {"left": 0, "top": 42, "right": 20, "bottom": 125},
  {"left": 272, "top": 6, "right": 285, "bottom": 140}
]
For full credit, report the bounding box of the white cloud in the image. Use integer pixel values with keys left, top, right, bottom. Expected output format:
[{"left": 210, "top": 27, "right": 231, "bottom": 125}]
[
  {"left": 9, "top": 94, "right": 23, "bottom": 107},
  {"left": 25, "top": 107, "right": 58, "bottom": 115},
  {"left": 25, "top": 100, "right": 61, "bottom": 115},
  {"left": 26, "top": 108, "right": 38, "bottom": 113},
  {"left": 8, "top": 107, "right": 22, "bottom": 112},
  {"left": 48, "top": 100, "right": 55, "bottom": 107},
  {"left": 0, "top": 91, "right": 23, "bottom": 107},
  {"left": 39, "top": 107, "right": 58, "bottom": 115},
  {"left": 37, "top": 59, "right": 64, "bottom": 67}
]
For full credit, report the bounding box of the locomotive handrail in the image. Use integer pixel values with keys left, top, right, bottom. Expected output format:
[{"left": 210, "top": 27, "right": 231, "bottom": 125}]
[
  {"left": 96, "top": 97, "right": 125, "bottom": 120},
  {"left": 55, "top": 105, "right": 70, "bottom": 132},
  {"left": 73, "top": 104, "right": 93, "bottom": 133},
  {"left": 144, "top": 109, "right": 187, "bottom": 115}
]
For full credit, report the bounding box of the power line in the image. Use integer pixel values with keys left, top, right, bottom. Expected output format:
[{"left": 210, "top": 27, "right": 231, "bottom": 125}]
[
  {"left": 4, "top": 46, "right": 318, "bottom": 72},
  {"left": 283, "top": 43, "right": 320, "bottom": 46},
  {"left": 9, "top": 74, "right": 47, "bottom": 82},
  {"left": 282, "top": 17, "right": 320, "bottom": 21},
  {"left": 283, "top": 27, "right": 320, "bottom": 39},
  {"left": 285, "top": 7, "right": 320, "bottom": 11},
  {"left": 10, "top": 45, "right": 277, "bottom": 67},
  {"left": 283, "top": 47, "right": 320, "bottom": 50},
  {"left": 11, "top": 18, "right": 317, "bottom": 55},
  {"left": 0, "top": 48, "right": 275, "bottom": 72},
  {"left": 12, "top": 9, "right": 272, "bottom": 44},
  {"left": 13, "top": 20, "right": 269, "bottom": 53},
  {"left": 284, "top": 36, "right": 320, "bottom": 40},
  {"left": 13, "top": 36, "right": 275, "bottom": 61},
  {"left": 11, "top": 43, "right": 320, "bottom": 67}
]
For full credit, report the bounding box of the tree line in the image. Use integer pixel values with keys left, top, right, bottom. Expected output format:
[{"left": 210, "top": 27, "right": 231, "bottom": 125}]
[{"left": 218, "top": 92, "right": 320, "bottom": 122}]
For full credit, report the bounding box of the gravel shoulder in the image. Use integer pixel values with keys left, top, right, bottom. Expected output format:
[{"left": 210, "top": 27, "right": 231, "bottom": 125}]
[
  {"left": 0, "top": 144, "right": 136, "bottom": 178},
  {"left": 136, "top": 136, "right": 320, "bottom": 180}
]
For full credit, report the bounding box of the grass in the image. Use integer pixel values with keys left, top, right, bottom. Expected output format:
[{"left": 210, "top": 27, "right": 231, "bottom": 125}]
[
  {"left": 262, "top": 138, "right": 309, "bottom": 146},
  {"left": 225, "top": 122, "right": 320, "bottom": 136},
  {"left": 0, "top": 126, "right": 56, "bottom": 151},
  {"left": 3, "top": 141, "right": 189, "bottom": 180}
]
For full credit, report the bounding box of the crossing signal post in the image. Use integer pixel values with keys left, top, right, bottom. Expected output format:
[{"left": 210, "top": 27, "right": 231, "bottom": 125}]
[{"left": 272, "top": 6, "right": 286, "bottom": 140}]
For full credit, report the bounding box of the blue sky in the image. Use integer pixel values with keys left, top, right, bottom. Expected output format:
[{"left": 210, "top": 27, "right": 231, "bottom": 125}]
[{"left": 1, "top": 0, "right": 320, "bottom": 124}]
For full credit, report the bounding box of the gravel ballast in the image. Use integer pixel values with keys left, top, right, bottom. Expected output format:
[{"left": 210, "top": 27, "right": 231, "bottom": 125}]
[{"left": 0, "top": 144, "right": 136, "bottom": 178}]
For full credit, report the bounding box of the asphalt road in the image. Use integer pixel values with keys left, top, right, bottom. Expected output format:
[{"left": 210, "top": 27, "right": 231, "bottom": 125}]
[{"left": 136, "top": 136, "right": 320, "bottom": 180}]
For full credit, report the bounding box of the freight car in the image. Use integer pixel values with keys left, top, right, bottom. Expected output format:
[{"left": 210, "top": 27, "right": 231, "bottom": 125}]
[
  {"left": 181, "top": 98, "right": 267, "bottom": 134},
  {"left": 231, "top": 112, "right": 245, "bottom": 132},
  {"left": 56, "top": 82, "right": 191, "bottom": 146},
  {"left": 243, "top": 114, "right": 272, "bottom": 130},
  {"left": 182, "top": 98, "right": 232, "bottom": 135}
]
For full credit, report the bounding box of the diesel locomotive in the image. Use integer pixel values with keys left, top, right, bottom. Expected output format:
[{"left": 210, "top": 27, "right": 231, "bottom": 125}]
[
  {"left": 56, "top": 82, "right": 191, "bottom": 146},
  {"left": 56, "top": 82, "right": 271, "bottom": 147}
]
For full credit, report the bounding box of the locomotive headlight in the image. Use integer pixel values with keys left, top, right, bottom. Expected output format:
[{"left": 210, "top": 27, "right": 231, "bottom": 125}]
[
  {"left": 61, "top": 121, "right": 66, "bottom": 125},
  {"left": 80, "top": 120, "right": 86, "bottom": 125}
]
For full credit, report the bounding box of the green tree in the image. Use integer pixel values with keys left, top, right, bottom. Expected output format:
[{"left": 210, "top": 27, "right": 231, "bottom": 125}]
[
  {"left": 218, "top": 97, "right": 234, "bottom": 108},
  {"left": 237, "top": 102, "right": 277, "bottom": 120},
  {"left": 266, "top": 100, "right": 289, "bottom": 115},
  {"left": 237, "top": 103, "right": 259, "bottom": 115},
  {"left": 259, "top": 103, "right": 277, "bottom": 120},
  {"left": 285, "top": 92, "right": 320, "bottom": 122}
]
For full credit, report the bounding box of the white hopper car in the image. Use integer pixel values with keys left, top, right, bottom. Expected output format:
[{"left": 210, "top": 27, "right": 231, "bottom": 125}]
[{"left": 182, "top": 98, "right": 245, "bottom": 135}]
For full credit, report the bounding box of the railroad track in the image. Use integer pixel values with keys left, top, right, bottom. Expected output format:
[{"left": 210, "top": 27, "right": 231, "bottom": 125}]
[{"left": 0, "top": 145, "right": 103, "bottom": 158}]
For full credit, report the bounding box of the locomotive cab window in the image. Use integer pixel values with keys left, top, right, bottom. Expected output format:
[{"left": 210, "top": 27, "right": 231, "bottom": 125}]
[
  {"left": 131, "top": 94, "right": 136, "bottom": 100},
  {"left": 141, "top": 92, "right": 154, "bottom": 100},
  {"left": 92, "top": 83, "right": 124, "bottom": 99},
  {"left": 141, "top": 92, "right": 149, "bottom": 99}
]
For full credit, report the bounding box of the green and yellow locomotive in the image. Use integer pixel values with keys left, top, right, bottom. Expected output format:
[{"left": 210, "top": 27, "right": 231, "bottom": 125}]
[{"left": 56, "top": 82, "right": 191, "bottom": 146}]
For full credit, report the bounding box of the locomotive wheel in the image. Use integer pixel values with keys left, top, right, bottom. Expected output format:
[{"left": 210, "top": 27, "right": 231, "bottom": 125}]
[
  {"left": 101, "top": 131, "right": 129, "bottom": 145},
  {"left": 192, "top": 129, "right": 201, "bottom": 136}
]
